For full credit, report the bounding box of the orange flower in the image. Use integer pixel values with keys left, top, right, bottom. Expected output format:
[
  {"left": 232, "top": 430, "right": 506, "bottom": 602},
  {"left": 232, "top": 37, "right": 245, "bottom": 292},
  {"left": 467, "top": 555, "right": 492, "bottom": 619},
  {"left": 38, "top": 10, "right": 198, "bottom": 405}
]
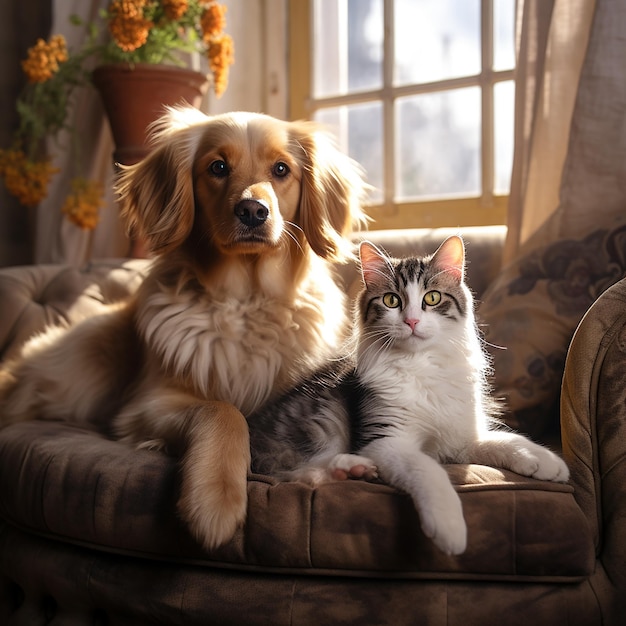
[
  {"left": 163, "top": 0, "right": 189, "bottom": 21},
  {"left": 108, "top": 0, "right": 154, "bottom": 52},
  {"left": 61, "top": 177, "right": 104, "bottom": 230},
  {"left": 200, "top": 1, "right": 227, "bottom": 40},
  {"left": 207, "top": 33, "right": 234, "bottom": 97},
  {"left": 21, "top": 35, "right": 68, "bottom": 83},
  {"left": 0, "top": 149, "right": 58, "bottom": 206}
]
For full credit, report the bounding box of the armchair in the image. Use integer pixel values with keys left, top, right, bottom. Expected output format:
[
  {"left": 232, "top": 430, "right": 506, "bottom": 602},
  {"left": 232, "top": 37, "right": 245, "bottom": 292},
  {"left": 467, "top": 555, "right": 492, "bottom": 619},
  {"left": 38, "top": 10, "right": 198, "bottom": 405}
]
[{"left": 0, "top": 225, "right": 623, "bottom": 625}]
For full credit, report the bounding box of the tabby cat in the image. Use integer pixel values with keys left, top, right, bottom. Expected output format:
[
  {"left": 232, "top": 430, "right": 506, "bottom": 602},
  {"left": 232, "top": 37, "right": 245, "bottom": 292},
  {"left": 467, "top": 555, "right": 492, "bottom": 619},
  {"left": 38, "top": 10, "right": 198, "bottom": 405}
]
[{"left": 248, "top": 236, "right": 569, "bottom": 555}]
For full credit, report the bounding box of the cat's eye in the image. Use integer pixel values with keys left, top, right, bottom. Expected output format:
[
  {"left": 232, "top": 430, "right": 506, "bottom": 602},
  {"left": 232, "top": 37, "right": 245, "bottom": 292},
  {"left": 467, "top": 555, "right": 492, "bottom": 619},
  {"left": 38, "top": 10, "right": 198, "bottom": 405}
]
[
  {"left": 209, "top": 159, "right": 229, "bottom": 177},
  {"left": 423, "top": 291, "right": 441, "bottom": 306},
  {"left": 382, "top": 293, "right": 401, "bottom": 308}
]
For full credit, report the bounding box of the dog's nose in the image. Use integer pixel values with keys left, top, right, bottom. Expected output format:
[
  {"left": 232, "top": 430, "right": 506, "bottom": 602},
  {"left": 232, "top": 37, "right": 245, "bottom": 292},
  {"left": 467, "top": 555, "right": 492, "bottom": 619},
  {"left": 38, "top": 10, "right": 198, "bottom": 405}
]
[{"left": 234, "top": 199, "right": 269, "bottom": 229}]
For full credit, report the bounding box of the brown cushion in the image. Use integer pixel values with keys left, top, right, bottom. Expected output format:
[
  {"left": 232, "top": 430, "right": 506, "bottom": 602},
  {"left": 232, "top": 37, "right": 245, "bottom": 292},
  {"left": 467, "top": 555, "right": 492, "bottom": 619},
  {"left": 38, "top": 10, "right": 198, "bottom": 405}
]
[
  {"left": 479, "top": 224, "right": 626, "bottom": 438},
  {"left": 0, "top": 260, "right": 149, "bottom": 362},
  {"left": 0, "top": 422, "right": 594, "bottom": 582}
]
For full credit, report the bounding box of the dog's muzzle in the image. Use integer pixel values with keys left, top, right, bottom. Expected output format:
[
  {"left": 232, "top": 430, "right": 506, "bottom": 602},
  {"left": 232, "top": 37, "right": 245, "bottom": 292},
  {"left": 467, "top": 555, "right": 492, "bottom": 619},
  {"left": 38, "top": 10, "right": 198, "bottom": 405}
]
[{"left": 234, "top": 199, "right": 269, "bottom": 229}]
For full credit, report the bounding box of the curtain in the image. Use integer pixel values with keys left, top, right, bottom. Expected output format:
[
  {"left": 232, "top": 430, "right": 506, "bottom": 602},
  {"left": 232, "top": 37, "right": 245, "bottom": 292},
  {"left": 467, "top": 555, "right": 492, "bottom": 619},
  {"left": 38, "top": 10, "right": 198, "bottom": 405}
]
[
  {"left": 34, "top": 0, "right": 125, "bottom": 264},
  {"left": 505, "top": 0, "right": 626, "bottom": 264}
]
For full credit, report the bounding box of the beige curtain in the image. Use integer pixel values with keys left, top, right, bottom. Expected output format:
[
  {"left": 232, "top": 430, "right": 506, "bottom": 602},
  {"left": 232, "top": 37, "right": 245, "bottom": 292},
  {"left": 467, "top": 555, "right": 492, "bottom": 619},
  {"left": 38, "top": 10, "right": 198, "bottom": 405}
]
[
  {"left": 506, "top": 0, "right": 626, "bottom": 264},
  {"left": 34, "top": 0, "right": 127, "bottom": 264}
]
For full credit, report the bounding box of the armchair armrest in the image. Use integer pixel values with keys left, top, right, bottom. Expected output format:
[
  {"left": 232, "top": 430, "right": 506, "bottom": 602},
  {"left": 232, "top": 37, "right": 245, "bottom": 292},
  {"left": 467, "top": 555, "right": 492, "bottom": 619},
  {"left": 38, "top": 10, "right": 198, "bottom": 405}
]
[{"left": 561, "top": 276, "right": 626, "bottom": 615}]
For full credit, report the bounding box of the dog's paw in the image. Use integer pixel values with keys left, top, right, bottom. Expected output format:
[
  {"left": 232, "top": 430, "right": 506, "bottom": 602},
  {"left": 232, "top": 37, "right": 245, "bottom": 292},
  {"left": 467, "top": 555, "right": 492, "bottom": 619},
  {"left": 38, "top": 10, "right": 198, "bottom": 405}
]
[
  {"left": 173, "top": 400, "right": 251, "bottom": 550},
  {"left": 178, "top": 475, "right": 248, "bottom": 551},
  {"left": 418, "top": 494, "right": 467, "bottom": 556},
  {"left": 328, "top": 453, "right": 378, "bottom": 481},
  {"left": 510, "top": 444, "right": 570, "bottom": 483}
]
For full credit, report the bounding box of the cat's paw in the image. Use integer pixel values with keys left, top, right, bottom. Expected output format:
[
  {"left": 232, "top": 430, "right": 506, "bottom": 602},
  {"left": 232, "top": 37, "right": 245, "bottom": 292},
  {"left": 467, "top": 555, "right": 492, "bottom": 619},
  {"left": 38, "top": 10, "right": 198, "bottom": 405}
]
[
  {"left": 531, "top": 447, "right": 569, "bottom": 482},
  {"left": 510, "top": 444, "right": 570, "bottom": 483},
  {"left": 328, "top": 453, "right": 378, "bottom": 481},
  {"left": 418, "top": 491, "right": 467, "bottom": 556}
]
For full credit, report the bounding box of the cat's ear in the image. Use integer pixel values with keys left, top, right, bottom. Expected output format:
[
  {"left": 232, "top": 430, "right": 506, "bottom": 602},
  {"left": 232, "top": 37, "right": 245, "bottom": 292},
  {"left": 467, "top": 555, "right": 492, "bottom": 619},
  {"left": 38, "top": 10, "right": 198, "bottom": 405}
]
[
  {"left": 432, "top": 236, "right": 465, "bottom": 281},
  {"left": 359, "top": 241, "right": 391, "bottom": 288}
]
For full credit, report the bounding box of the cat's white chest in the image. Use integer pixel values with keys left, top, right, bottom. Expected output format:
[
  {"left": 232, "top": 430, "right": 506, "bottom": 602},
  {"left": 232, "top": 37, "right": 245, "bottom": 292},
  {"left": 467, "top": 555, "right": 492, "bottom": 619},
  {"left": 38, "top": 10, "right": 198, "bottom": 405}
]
[{"left": 361, "top": 349, "right": 479, "bottom": 458}]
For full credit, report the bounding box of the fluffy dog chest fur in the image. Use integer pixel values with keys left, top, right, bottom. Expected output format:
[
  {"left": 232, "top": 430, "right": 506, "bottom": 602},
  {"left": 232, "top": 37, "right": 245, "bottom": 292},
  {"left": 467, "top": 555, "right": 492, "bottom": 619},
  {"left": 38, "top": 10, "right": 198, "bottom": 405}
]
[{"left": 137, "top": 269, "right": 347, "bottom": 416}]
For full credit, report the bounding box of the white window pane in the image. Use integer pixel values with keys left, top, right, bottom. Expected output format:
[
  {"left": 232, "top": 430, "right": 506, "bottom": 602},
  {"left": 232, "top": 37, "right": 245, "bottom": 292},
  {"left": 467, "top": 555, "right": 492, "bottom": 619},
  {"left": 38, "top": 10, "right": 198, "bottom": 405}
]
[
  {"left": 394, "top": 0, "right": 480, "bottom": 86},
  {"left": 493, "top": 0, "right": 515, "bottom": 71},
  {"left": 313, "top": 0, "right": 383, "bottom": 98},
  {"left": 494, "top": 80, "right": 515, "bottom": 193},
  {"left": 315, "top": 103, "right": 384, "bottom": 204},
  {"left": 396, "top": 88, "right": 481, "bottom": 199}
]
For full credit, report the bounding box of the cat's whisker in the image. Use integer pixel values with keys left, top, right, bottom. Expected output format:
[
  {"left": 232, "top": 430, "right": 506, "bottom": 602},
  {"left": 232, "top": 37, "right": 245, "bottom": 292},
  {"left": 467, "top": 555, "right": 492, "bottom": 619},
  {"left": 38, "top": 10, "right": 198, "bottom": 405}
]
[
  {"left": 359, "top": 328, "right": 389, "bottom": 347},
  {"left": 479, "top": 337, "right": 507, "bottom": 351},
  {"left": 359, "top": 331, "right": 394, "bottom": 364},
  {"left": 426, "top": 268, "right": 460, "bottom": 285}
]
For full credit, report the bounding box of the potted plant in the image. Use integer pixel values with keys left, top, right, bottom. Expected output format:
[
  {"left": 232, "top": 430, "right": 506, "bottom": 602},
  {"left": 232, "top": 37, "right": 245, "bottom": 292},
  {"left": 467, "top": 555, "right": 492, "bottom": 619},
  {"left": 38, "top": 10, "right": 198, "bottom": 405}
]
[{"left": 0, "top": 0, "right": 233, "bottom": 231}]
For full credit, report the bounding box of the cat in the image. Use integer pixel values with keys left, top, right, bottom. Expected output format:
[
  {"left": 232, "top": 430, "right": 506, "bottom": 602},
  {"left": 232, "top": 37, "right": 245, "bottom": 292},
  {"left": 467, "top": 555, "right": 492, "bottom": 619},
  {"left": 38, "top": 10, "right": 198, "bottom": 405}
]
[{"left": 248, "top": 236, "right": 570, "bottom": 555}]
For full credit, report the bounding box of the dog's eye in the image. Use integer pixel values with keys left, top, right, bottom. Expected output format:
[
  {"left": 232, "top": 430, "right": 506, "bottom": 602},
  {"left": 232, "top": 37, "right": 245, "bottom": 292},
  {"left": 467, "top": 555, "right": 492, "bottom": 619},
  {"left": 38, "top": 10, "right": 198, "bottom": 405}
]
[
  {"left": 272, "top": 162, "right": 290, "bottom": 178},
  {"left": 209, "top": 160, "right": 229, "bottom": 177}
]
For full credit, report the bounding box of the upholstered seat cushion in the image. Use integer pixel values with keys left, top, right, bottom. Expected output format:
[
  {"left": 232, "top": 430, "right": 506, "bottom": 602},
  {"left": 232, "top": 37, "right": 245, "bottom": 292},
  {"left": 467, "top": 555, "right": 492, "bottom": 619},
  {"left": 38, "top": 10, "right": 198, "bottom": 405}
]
[
  {"left": 0, "top": 421, "right": 593, "bottom": 582},
  {"left": 0, "top": 259, "right": 149, "bottom": 362}
]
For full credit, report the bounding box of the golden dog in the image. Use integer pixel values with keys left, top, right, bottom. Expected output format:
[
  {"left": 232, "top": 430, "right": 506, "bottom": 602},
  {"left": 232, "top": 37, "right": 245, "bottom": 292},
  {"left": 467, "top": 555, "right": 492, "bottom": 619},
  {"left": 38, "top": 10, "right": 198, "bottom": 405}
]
[{"left": 0, "top": 107, "right": 367, "bottom": 549}]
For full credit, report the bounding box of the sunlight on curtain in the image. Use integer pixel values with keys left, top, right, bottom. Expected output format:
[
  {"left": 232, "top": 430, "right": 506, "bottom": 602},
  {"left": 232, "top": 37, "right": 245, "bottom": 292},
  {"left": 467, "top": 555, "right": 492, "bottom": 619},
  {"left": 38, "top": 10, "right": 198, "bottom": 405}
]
[
  {"left": 35, "top": 0, "right": 122, "bottom": 264},
  {"left": 504, "top": 0, "right": 597, "bottom": 263}
]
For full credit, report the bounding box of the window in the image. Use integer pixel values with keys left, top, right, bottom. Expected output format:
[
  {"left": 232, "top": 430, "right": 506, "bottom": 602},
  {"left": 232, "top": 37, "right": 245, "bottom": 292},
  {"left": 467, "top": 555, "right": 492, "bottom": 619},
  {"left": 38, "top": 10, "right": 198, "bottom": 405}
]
[{"left": 288, "top": 0, "right": 515, "bottom": 229}]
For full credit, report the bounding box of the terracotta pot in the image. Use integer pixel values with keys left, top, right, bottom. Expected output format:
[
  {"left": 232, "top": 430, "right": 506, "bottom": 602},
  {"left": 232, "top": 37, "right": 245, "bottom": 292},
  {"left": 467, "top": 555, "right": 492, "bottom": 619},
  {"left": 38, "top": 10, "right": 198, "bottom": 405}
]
[{"left": 92, "top": 63, "right": 208, "bottom": 165}]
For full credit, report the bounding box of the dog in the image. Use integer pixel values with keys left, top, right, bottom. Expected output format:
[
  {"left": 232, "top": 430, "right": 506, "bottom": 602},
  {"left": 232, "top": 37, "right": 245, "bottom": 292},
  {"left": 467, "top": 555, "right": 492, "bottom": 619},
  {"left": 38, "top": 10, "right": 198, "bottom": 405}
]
[{"left": 0, "top": 107, "right": 367, "bottom": 550}]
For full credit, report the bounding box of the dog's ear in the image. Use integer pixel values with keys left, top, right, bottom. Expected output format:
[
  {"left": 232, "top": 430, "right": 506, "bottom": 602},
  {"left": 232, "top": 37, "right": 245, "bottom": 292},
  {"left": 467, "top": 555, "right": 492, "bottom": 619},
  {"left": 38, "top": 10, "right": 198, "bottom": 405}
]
[
  {"left": 116, "top": 109, "right": 202, "bottom": 256},
  {"left": 293, "top": 123, "right": 369, "bottom": 262}
]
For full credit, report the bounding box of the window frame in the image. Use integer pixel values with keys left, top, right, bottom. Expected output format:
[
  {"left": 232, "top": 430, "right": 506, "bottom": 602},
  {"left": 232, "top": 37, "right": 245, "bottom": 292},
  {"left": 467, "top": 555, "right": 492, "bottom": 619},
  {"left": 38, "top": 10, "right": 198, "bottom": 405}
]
[{"left": 288, "top": 0, "right": 513, "bottom": 229}]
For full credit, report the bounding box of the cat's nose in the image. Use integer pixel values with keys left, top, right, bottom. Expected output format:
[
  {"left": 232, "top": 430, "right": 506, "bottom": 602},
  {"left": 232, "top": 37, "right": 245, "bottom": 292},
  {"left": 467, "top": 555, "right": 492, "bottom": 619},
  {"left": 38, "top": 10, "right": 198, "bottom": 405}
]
[{"left": 405, "top": 318, "right": 419, "bottom": 331}]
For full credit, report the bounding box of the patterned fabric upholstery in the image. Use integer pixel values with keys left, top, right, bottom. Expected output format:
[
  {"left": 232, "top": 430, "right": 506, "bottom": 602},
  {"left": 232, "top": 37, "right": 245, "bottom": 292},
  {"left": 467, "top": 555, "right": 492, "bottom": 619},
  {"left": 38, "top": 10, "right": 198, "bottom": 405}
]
[{"left": 480, "top": 223, "right": 626, "bottom": 438}]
